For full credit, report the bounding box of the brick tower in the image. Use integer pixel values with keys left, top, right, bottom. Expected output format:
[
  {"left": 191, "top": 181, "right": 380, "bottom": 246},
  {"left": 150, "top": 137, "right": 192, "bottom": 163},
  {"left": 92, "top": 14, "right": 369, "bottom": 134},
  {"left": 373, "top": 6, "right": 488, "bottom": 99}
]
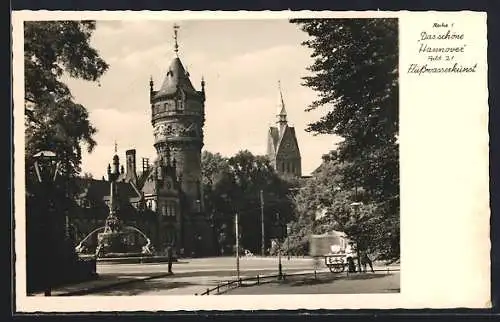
[{"left": 148, "top": 24, "right": 212, "bottom": 256}]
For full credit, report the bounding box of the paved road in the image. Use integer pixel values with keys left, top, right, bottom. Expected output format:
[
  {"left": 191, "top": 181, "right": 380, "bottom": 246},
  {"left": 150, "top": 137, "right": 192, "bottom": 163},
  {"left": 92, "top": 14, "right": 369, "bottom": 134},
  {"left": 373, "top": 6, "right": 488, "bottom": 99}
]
[
  {"left": 92, "top": 257, "right": 317, "bottom": 295},
  {"left": 97, "top": 256, "right": 315, "bottom": 275},
  {"left": 83, "top": 257, "right": 398, "bottom": 296}
]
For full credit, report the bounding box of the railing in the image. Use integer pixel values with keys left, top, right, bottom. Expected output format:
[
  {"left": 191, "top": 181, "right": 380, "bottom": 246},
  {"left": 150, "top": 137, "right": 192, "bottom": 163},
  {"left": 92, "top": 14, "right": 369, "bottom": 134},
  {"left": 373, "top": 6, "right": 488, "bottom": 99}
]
[{"left": 195, "top": 267, "right": 400, "bottom": 296}]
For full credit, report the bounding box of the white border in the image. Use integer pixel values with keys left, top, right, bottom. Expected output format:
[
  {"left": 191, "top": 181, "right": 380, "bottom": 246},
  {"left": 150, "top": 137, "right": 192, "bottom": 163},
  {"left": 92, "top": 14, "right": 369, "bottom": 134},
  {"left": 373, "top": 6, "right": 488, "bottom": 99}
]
[{"left": 13, "top": 10, "right": 490, "bottom": 312}]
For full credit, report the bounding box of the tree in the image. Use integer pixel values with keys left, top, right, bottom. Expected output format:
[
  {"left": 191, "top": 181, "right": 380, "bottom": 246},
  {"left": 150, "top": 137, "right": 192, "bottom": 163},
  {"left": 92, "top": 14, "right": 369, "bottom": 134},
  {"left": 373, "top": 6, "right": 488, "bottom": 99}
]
[
  {"left": 82, "top": 172, "right": 94, "bottom": 180},
  {"left": 24, "top": 22, "right": 109, "bottom": 292},
  {"left": 201, "top": 151, "right": 229, "bottom": 187},
  {"left": 285, "top": 157, "right": 345, "bottom": 254},
  {"left": 206, "top": 150, "right": 295, "bottom": 254},
  {"left": 25, "top": 20, "right": 109, "bottom": 192},
  {"left": 24, "top": 21, "right": 108, "bottom": 120},
  {"left": 201, "top": 151, "right": 230, "bottom": 255},
  {"left": 291, "top": 18, "right": 399, "bottom": 260}
]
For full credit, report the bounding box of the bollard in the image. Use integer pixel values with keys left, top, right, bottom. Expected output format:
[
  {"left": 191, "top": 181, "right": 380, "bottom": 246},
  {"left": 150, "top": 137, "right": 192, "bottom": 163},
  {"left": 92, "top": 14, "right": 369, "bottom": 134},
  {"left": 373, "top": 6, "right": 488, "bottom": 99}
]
[
  {"left": 257, "top": 275, "right": 260, "bottom": 285},
  {"left": 239, "top": 278, "right": 242, "bottom": 286},
  {"left": 217, "top": 284, "right": 220, "bottom": 293},
  {"left": 314, "top": 270, "right": 317, "bottom": 280},
  {"left": 207, "top": 288, "right": 210, "bottom": 295}
]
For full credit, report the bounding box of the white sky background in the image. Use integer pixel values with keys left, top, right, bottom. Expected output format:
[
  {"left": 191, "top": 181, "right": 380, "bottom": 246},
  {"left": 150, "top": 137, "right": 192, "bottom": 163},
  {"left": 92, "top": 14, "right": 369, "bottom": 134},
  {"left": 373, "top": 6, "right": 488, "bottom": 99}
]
[{"left": 66, "top": 20, "right": 341, "bottom": 179}]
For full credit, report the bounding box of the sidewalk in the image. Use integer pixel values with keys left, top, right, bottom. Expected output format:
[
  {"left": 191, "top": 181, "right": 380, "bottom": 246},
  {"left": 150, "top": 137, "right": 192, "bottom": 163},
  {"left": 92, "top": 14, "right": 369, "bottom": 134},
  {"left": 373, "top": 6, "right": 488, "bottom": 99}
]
[
  {"left": 222, "top": 271, "right": 401, "bottom": 295},
  {"left": 29, "top": 272, "right": 173, "bottom": 296}
]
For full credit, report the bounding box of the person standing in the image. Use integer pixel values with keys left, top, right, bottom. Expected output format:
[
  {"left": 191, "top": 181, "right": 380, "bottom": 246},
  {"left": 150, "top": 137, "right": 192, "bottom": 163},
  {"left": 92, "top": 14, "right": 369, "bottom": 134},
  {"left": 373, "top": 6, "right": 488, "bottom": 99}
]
[
  {"left": 166, "top": 243, "right": 174, "bottom": 274},
  {"left": 361, "top": 252, "right": 374, "bottom": 273}
]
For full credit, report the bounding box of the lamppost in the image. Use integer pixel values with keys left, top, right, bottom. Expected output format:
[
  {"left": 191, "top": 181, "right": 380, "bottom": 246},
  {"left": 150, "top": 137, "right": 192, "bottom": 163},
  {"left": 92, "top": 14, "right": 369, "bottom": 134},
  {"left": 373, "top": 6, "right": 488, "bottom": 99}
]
[
  {"left": 276, "top": 212, "right": 283, "bottom": 280},
  {"left": 32, "top": 150, "right": 61, "bottom": 296},
  {"left": 194, "top": 199, "right": 201, "bottom": 257},
  {"left": 235, "top": 211, "right": 240, "bottom": 281},
  {"left": 286, "top": 223, "right": 291, "bottom": 260},
  {"left": 350, "top": 201, "right": 363, "bottom": 273},
  {"left": 227, "top": 165, "right": 242, "bottom": 280}
]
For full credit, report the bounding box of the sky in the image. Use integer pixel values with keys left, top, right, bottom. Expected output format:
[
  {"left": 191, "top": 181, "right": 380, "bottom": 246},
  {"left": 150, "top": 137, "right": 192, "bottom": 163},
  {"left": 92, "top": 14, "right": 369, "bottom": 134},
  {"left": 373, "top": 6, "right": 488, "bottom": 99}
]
[{"left": 65, "top": 19, "right": 342, "bottom": 179}]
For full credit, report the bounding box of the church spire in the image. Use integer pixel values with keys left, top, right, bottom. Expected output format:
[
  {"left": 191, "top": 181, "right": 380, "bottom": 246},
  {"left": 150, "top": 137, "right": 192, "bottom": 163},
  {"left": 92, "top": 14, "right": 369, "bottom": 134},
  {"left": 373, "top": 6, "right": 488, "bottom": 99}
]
[
  {"left": 277, "top": 80, "right": 288, "bottom": 128},
  {"left": 173, "top": 23, "right": 180, "bottom": 56}
]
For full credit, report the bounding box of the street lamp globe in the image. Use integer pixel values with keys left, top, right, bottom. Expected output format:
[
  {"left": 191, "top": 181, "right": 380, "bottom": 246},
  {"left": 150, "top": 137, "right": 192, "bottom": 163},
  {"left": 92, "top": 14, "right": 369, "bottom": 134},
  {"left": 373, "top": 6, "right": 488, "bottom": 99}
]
[{"left": 33, "top": 150, "right": 61, "bottom": 183}]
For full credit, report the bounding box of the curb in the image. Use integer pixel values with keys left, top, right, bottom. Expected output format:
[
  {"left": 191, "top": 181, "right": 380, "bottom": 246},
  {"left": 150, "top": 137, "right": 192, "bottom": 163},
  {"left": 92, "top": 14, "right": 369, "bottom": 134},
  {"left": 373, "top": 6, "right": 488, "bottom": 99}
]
[{"left": 56, "top": 272, "right": 173, "bottom": 296}]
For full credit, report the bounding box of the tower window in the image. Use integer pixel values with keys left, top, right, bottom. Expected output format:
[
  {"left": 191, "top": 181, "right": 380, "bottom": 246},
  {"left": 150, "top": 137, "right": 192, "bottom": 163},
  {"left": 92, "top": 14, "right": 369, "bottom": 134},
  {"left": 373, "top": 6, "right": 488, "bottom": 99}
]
[{"left": 176, "top": 97, "right": 184, "bottom": 111}]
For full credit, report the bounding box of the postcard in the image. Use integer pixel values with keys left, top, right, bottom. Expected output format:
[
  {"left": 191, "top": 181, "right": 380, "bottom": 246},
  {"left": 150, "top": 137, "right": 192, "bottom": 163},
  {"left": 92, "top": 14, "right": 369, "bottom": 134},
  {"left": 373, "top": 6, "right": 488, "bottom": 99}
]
[{"left": 12, "top": 10, "right": 490, "bottom": 312}]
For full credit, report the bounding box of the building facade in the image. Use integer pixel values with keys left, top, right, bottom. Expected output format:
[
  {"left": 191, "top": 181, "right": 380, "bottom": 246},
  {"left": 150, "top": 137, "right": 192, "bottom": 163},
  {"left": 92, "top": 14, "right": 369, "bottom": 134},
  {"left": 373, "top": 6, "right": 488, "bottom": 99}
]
[
  {"left": 71, "top": 28, "right": 213, "bottom": 257},
  {"left": 267, "top": 83, "right": 302, "bottom": 179}
]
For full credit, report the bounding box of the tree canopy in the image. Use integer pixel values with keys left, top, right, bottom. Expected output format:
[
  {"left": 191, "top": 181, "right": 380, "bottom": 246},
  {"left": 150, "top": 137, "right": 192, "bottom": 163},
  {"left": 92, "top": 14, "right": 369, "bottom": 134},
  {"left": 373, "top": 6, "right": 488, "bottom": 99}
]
[
  {"left": 24, "top": 21, "right": 109, "bottom": 189},
  {"left": 290, "top": 18, "right": 399, "bottom": 260},
  {"left": 201, "top": 150, "right": 295, "bottom": 255}
]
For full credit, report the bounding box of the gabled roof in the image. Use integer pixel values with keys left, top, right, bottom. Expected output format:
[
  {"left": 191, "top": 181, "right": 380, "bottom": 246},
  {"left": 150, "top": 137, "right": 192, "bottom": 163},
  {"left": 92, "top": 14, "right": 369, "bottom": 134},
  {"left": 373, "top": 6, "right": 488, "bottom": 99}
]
[
  {"left": 154, "top": 57, "right": 197, "bottom": 99},
  {"left": 76, "top": 178, "right": 142, "bottom": 205},
  {"left": 275, "top": 125, "right": 301, "bottom": 157}
]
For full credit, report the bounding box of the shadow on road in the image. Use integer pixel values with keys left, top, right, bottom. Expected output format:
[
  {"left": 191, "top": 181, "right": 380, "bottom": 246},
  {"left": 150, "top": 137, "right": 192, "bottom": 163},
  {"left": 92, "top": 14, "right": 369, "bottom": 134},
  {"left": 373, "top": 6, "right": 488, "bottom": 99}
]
[
  {"left": 96, "top": 280, "right": 197, "bottom": 296},
  {"left": 344, "top": 273, "right": 394, "bottom": 281},
  {"left": 272, "top": 272, "right": 394, "bottom": 288}
]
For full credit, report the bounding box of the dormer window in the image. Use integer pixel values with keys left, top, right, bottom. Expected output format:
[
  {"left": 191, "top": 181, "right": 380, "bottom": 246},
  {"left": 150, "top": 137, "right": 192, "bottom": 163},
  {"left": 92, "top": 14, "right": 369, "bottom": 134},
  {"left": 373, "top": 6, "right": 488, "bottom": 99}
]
[{"left": 176, "top": 97, "right": 183, "bottom": 111}]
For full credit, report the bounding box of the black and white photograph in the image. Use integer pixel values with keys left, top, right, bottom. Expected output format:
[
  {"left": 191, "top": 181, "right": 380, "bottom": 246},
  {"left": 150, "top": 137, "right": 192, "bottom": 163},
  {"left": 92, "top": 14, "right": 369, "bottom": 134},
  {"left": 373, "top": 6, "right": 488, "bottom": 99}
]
[{"left": 13, "top": 11, "right": 489, "bottom": 311}]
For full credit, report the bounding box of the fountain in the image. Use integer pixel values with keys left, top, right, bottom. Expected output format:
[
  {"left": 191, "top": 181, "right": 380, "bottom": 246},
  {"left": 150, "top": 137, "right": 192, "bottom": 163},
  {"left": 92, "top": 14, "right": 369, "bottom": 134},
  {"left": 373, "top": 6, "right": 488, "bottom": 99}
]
[
  {"left": 75, "top": 158, "right": 157, "bottom": 263},
  {"left": 75, "top": 211, "right": 155, "bottom": 260}
]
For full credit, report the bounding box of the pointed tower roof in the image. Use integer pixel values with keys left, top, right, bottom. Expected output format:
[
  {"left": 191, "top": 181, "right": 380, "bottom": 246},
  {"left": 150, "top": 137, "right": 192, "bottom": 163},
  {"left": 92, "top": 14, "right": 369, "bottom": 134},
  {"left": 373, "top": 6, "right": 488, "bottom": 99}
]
[
  {"left": 276, "top": 80, "right": 288, "bottom": 129},
  {"left": 155, "top": 57, "right": 197, "bottom": 98},
  {"left": 277, "top": 80, "right": 287, "bottom": 117},
  {"left": 153, "top": 24, "right": 198, "bottom": 99}
]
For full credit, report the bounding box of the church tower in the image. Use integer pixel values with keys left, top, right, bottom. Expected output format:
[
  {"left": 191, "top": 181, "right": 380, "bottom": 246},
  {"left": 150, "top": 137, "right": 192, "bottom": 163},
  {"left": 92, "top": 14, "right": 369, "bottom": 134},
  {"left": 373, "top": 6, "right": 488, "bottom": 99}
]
[
  {"left": 267, "top": 81, "right": 302, "bottom": 178},
  {"left": 148, "top": 24, "right": 210, "bottom": 256}
]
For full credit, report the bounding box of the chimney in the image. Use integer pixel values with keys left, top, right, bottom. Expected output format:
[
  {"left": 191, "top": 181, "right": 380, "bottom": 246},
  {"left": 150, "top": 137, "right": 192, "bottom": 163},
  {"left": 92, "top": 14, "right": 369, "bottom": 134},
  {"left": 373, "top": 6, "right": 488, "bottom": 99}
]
[{"left": 125, "top": 149, "right": 138, "bottom": 184}]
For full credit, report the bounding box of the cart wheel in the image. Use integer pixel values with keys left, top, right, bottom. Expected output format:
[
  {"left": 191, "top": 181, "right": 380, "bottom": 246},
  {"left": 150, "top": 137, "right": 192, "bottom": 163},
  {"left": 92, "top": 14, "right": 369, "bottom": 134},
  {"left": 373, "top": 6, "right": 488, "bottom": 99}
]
[{"left": 329, "top": 263, "right": 345, "bottom": 273}]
